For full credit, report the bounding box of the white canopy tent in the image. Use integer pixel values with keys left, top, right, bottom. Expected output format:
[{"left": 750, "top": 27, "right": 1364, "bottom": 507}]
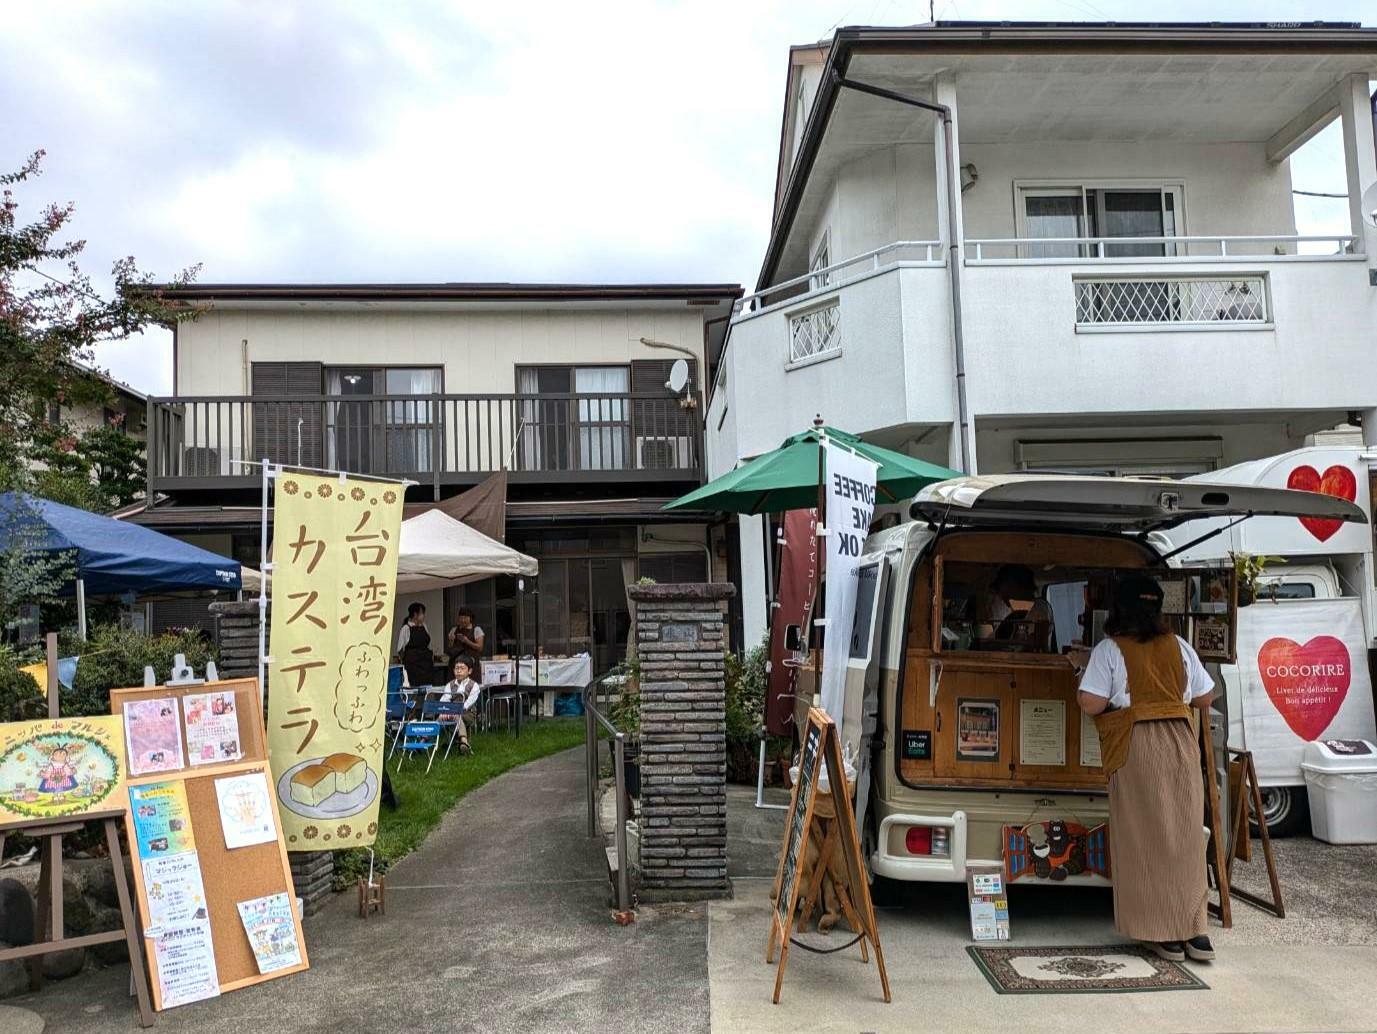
[{"left": 241, "top": 509, "right": 538, "bottom": 593}]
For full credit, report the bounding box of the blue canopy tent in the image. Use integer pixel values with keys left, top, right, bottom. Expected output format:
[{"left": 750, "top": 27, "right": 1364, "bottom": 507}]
[{"left": 0, "top": 492, "right": 242, "bottom": 638}]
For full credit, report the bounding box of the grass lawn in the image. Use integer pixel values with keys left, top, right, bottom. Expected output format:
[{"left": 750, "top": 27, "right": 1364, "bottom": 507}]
[{"left": 333, "top": 716, "right": 587, "bottom": 888}]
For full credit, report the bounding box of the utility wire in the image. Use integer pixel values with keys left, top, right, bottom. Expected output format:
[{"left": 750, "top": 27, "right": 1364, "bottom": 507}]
[{"left": 1292, "top": 189, "right": 1347, "bottom": 198}]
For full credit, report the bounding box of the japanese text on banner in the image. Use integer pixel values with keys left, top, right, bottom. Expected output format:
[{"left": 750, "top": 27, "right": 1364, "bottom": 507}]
[
  {"left": 818, "top": 442, "right": 877, "bottom": 723},
  {"left": 267, "top": 474, "right": 403, "bottom": 849}
]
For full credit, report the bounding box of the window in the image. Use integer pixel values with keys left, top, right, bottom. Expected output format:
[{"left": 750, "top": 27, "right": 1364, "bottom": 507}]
[
  {"left": 1017, "top": 183, "right": 1184, "bottom": 258},
  {"left": 46, "top": 402, "right": 62, "bottom": 425},
  {"left": 810, "top": 232, "right": 832, "bottom": 289},
  {"left": 517, "top": 366, "right": 630, "bottom": 472},
  {"left": 324, "top": 366, "right": 441, "bottom": 474}
]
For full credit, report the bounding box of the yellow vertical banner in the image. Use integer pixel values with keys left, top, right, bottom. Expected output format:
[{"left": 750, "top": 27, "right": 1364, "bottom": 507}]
[{"left": 267, "top": 473, "right": 404, "bottom": 850}]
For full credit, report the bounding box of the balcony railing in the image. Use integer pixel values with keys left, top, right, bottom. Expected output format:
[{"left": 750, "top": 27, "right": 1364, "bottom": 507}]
[
  {"left": 967, "top": 234, "right": 1358, "bottom": 263},
  {"left": 1073, "top": 274, "right": 1271, "bottom": 329},
  {"left": 147, "top": 392, "right": 703, "bottom": 491},
  {"left": 737, "top": 239, "right": 944, "bottom": 315}
]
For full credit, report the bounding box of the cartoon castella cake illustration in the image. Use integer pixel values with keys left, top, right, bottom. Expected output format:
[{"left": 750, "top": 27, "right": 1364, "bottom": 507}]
[{"left": 288, "top": 753, "right": 368, "bottom": 806}]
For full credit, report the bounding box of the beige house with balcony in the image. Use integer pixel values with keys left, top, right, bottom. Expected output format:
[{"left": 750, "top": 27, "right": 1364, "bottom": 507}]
[
  {"left": 707, "top": 21, "right": 1377, "bottom": 644},
  {"left": 131, "top": 282, "right": 742, "bottom": 664}
]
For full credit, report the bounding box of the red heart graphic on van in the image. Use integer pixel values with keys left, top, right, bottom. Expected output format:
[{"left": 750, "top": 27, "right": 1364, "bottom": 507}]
[
  {"left": 1286, "top": 464, "right": 1356, "bottom": 542},
  {"left": 1257, "top": 636, "right": 1350, "bottom": 740}
]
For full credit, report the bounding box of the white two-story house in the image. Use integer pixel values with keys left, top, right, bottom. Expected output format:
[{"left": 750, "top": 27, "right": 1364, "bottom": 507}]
[
  {"left": 706, "top": 21, "right": 1377, "bottom": 644},
  {"left": 130, "top": 282, "right": 741, "bottom": 668}
]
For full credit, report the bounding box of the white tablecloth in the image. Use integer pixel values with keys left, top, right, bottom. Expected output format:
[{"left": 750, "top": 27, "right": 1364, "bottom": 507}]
[{"left": 481, "top": 655, "right": 594, "bottom": 703}]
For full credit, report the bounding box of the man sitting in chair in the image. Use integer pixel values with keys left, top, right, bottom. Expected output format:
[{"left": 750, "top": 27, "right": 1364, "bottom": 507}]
[{"left": 439, "top": 656, "right": 482, "bottom": 755}]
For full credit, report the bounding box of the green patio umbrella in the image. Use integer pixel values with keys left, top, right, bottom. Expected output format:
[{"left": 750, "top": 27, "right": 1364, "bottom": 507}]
[{"left": 664, "top": 422, "right": 960, "bottom": 515}]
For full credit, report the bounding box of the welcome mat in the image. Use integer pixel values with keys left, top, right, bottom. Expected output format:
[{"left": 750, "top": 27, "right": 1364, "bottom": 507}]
[{"left": 967, "top": 944, "right": 1209, "bottom": 994}]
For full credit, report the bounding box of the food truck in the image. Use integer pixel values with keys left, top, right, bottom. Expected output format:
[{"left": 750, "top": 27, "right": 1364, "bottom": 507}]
[
  {"left": 1164, "top": 447, "right": 1377, "bottom": 836},
  {"left": 832, "top": 474, "right": 1364, "bottom": 888}
]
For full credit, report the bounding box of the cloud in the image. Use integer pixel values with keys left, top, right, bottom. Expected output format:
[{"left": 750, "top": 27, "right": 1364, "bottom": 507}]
[{"left": 3, "top": 0, "right": 1369, "bottom": 393}]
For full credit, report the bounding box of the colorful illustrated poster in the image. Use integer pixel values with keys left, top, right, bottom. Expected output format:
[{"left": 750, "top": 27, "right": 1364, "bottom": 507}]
[
  {"left": 0, "top": 716, "right": 127, "bottom": 826},
  {"left": 124, "top": 697, "right": 185, "bottom": 776},
  {"left": 130, "top": 781, "right": 196, "bottom": 858},
  {"left": 956, "top": 699, "right": 1001, "bottom": 762},
  {"left": 184, "top": 691, "right": 243, "bottom": 766},
  {"left": 152, "top": 921, "right": 220, "bottom": 1009},
  {"left": 236, "top": 893, "right": 302, "bottom": 974},
  {"left": 267, "top": 474, "right": 402, "bottom": 850},
  {"left": 214, "top": 772, "right": 277, "bottom": 849},
  {"left": 143, "top": 852, "right": 210, "bottom": 927}
]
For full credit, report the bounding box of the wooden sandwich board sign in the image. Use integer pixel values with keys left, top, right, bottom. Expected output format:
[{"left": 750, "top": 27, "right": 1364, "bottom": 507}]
[
  {"left": 767, "top": 707, "right": 890, "bottom": 1005},
  {"left": 111, "top": 677, "right": 309, "bottom": 1012}
]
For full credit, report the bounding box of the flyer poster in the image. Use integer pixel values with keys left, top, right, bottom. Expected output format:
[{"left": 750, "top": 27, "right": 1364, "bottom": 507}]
[
  {"left": 1019, "top": 699, "right": 1066, "bottom": 767},
  {"left": 130, "top": 781, "right": 196, "bottom": 858},
  {"left": 956, "top": 699, "right": 1001, "bottom": 762},
  {"left": 152, "top": 922, "right": 220, "bottom": 1009},
  {"left": 124, "top": 697, "right": 185, "bottom": 776},
  {"left": 214, "top": 772, "right": 277, "bottom": 849},
  {"left": 142, "top": 852, "right": 210, "bottom": 927},
  {"left": 236, "top": 893, "right": 302, "bottom": 974},
  {"left": 184, "top": 691, "right": 243, "bottom": 766}
]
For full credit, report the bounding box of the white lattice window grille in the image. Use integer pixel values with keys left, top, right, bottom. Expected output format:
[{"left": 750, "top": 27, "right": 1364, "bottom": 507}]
[
  {"left": 789, "top": 301, "right": 841, "bottom": 364},
  {"left": 1074, "top": 276, "right": 1268, "bottom": 327}
]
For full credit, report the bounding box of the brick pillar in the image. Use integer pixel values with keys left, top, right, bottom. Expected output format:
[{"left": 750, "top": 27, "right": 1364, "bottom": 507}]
[
  {"left": 628, "top": 582, "right": 734, "bottom": 902},
  {"left": 207, "top": 599, "right": 263, "bottom": 681}
]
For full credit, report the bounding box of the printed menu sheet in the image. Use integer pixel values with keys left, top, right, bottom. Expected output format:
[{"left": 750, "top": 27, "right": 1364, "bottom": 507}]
[
  {"left": 236, "top": 893, "right": 302, "bottom": 974},
  {"left": 1080, "top": 710, "right": 1103, "bottom": 768},
  {"left": 214, "top": 772, "right": 277, "bottom": 849},
  {"left": 130, "top": 781, "right": 196, "bottom": 858},
  {"left": 1019, "top": 699, "right": 1066, "bottom": 767},
  {"left": 124, "top": 697, "right": 185, "bottom": 776},
  {"left": 184, "top": 690, "right": 243, "bottom": 766}
]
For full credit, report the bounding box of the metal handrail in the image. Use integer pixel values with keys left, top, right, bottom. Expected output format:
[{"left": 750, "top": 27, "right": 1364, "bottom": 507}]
[
  {"left": 968, "top": 233, "right": 1357, "bottom": 261},
  {"left": 584, "top": 671, "right": 631, "bottom": 913},
  {"left": 736, "top": 239, "right": 945, "bottom": 315}
]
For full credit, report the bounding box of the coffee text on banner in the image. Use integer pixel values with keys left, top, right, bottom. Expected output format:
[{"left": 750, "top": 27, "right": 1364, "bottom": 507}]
[
  {"left": 267, "top": 474, "right": 403, "bottom": 849},
  {"left": 818, "top": 442, "right": 878, "bottom": 723}
]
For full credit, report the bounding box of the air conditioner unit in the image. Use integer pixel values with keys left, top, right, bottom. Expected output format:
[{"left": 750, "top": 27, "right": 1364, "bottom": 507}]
[{"left": 636, "top": 435, "right": 693, "bottom": 470}]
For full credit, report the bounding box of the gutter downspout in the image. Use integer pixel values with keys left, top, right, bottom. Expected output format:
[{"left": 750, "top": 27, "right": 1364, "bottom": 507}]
[{"left": 829, "top": 72, "right": 973, "bottom": 475}]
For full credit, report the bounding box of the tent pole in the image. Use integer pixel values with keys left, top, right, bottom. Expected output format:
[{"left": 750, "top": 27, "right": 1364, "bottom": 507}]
[
  {"left": 258, "top": 459, "right": 271, "bottom": 709},
  {"left": 812, "top": 417, "right": 826, "bottom": 714},
  {"left": 515, "top": 578, "right": 524, "bottom": 738},
  {"left": 75, "top": 578, "right": 88, "bottom": 642}
]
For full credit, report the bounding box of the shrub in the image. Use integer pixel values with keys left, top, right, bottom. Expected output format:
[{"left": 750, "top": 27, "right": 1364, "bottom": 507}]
[
  {"left": 0, "top": 643, "right": 47, "bottom": 722},
  {"left": 724, "top": 637, "right": 769, "bottom": 746},
  {"left": 59, "top": 624, "right": 218, "bottom": 716}
]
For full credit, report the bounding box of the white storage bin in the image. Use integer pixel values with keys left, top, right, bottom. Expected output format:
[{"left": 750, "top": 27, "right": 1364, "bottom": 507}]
[{"left": 1301, "top": 739, "right": 1377, "bottom": 844}]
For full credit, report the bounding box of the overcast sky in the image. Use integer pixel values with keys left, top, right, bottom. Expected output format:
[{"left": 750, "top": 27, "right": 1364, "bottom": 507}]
[{"left": 4, "top": 0, "right": 1370, "bottom": 395}]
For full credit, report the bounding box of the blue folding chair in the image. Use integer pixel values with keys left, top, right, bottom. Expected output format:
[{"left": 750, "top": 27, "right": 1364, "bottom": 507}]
[
  {"left": 393, "top": 721, "right": 441, "bottom": 773},
  {"left": 385, "top": 690, "right": 410, "bottom": 759}
]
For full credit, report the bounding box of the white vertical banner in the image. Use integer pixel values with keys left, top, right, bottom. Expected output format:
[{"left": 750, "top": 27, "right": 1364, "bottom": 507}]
[{"left": 819, "top": 441, "right": 878, "bottom": 721}]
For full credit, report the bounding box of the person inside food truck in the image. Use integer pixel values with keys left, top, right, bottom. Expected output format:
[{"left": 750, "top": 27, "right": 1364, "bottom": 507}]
[
  {"left": 1074, "top": 573, "right": 1217, "bottom": 964},
  {"left": 971, "top": 564, "right": 1054, "bottom": 651}
]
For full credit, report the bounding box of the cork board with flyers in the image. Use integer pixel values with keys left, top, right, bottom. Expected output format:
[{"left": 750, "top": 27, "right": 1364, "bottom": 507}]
[{"left": 110, "top": 678, "right": 309, "bottom": 1009}]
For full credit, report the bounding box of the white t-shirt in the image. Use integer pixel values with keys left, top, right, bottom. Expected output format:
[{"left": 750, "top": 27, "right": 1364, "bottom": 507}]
[{"left": 1078, "top": 635, "right": 1215, "bottom": 711}]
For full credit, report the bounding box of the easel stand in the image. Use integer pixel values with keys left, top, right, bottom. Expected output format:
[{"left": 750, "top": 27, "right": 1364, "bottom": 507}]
[
  {"left": 0, "top": 632, "right": 154, "bottom": 1026},
  {"left": 766, "top": 707, "right": 889, "bottom": 1006},
  {"left": 0, "top": 812, "right": 154, "bottom": 1026},
  {"left": 1199, "top": 715, "right": 1233, "bottom": 928},
  {"left": 1210, "top": 749, "right": 1285, "bottom": 920}
]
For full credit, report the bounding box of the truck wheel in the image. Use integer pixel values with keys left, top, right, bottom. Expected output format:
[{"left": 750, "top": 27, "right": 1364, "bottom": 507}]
[{"left": 1251, "top": 786, "right": 1310, "bottom": 838}]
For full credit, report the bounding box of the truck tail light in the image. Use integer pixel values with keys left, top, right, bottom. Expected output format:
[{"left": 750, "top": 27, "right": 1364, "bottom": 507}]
[{"left": 905, "top": 825, "right": 952, "bottom": 858}]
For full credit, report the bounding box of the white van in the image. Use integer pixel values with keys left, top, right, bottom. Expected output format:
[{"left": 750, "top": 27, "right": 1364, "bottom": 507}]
[
  {"left": 833, "top": 474, "right": 1364, "bottom": 887},
  {"left": 1165, "top": 447, "right": 1377, "bottom": 836}
]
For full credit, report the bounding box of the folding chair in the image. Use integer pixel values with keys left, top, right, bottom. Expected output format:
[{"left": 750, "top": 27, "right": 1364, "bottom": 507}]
[
  {"left": 393, "top": 721, "right": 441, "bottom": 773},
  {"left": 428, "top": 699, "right": 470, "bottom": 759},
  {"left": 385, "top": 689, "right": 410, "bottom": 760}
]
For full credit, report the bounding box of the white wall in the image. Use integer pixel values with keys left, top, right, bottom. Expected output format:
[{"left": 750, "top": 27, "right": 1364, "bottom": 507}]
[{"left": 176, "top": 306, "right": 710, "bottom": 397}]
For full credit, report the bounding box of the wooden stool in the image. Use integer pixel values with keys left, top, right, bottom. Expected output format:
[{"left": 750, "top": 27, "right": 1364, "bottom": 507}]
[{"left": 357, "top": 876, "right": 385, "bottom": 918}]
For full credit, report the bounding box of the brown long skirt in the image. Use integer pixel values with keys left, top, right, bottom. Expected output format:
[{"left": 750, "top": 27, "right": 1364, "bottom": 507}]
[{"left": 1107, "top": 718, "right": 1207, "bottom": 942}]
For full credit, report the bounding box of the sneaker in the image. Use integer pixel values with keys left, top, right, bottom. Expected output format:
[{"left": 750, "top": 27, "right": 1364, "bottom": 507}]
[
  {"left": 459, "top": 740, "right": 471, "bottom": 755},
  {"left": 1184, "top": 935, "right": 1215, "bottom": 962},
  {"left": 1148, "top": 941, "right": 1186, "bottom": 962}
]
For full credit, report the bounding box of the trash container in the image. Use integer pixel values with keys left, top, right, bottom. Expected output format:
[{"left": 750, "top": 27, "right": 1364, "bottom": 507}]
[{"left": 1300, "top": 739, "right": 1377, "bottom": 844}]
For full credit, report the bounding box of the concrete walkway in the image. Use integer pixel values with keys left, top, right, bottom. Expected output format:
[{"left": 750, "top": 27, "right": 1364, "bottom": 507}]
[
  {"left": 713, "top": 790, "right": 1377, "bottom": 1034},
  {"left": 15, "top": 747, "right": 711, "bottom": 1034}
]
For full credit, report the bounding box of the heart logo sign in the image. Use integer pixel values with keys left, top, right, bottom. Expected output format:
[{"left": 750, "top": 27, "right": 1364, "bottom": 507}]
[
  {"left": 1286, "top": 464, "right": 1357, "bottom": 542},
  {"left": 1257, "top": 636, "right": 1350, "bottom": 740}
]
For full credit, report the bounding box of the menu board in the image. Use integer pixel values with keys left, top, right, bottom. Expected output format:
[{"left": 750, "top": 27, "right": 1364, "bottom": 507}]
[{"left": 1019, "top": 699, "right": 1066, "bottom": 767}]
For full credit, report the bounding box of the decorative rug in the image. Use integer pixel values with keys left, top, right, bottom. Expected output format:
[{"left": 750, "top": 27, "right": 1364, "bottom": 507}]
[{"left": 967, "top": 944, "right": 1209, "bottom": 994}]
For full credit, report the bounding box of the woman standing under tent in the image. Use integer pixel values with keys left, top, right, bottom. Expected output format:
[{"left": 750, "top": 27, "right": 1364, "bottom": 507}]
[
  {"left": 396, "top": 602, "right": 434, "bottom": 690},
  {"left": 1075, "top": 573, "right": 1217, "bottom": 963}
]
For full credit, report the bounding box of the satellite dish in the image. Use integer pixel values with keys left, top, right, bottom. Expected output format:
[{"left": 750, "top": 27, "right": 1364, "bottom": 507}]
[
  {"left": 1363, "top": 182, "right": 1377, "bottom": 229},
  {"left": 666, "top": 359, "right": 690, "bottom": 393}
]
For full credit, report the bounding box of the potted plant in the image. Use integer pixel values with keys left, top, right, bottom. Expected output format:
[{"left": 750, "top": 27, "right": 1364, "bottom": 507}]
[{"left": 1231, "top": 551, "right": 1285, "bottom": 606}]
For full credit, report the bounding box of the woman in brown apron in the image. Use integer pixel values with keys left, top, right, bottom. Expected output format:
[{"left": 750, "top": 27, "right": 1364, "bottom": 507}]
[
  {"left": 396, "top": 602, "right": 435, "bottom": 690},
  {"left": 1076, "top": 573, "right": 1217, "bottom": 963}
]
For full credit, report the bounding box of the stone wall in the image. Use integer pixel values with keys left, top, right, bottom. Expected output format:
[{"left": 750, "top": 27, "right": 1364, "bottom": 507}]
[{"left": 628, "top": 582, "right": 733, "bottom": 902}]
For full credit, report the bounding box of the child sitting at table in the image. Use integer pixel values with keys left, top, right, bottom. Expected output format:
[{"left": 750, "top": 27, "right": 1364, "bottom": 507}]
[{"left": 440, "top": 655, "right": 482, "bottom": 754}]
